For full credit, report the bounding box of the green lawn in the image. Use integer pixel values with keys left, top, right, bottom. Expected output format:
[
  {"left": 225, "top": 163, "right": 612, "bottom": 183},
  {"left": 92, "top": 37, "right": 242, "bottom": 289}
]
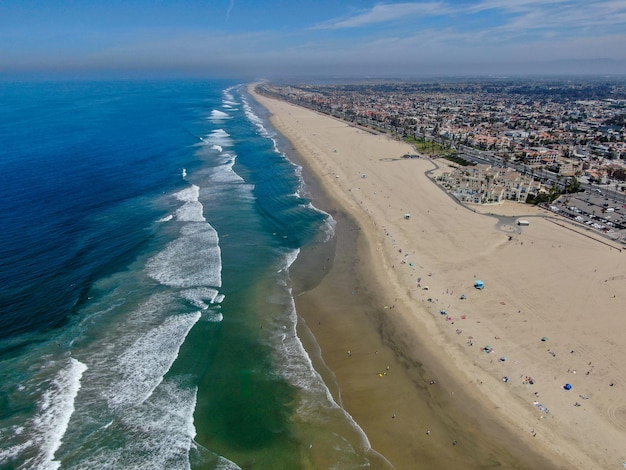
[{"left": 403, "top": 136, "right": 449, "bottom": 156}]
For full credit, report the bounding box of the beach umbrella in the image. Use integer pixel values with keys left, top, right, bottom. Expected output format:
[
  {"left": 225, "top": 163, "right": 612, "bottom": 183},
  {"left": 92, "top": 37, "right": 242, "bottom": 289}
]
[
  {"left": 474, "top": 280, "right": 484, "bottom": 289},
  {"left": 541, "top": 337, "right": 548, "bottom": 342},
  {"left": 563, "top": 383, "right": 572, "bottom": 390}
]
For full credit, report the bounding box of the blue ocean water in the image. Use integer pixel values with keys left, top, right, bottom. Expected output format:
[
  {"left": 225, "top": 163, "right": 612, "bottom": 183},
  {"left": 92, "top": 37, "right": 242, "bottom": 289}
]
[{"left": 0, "top": 80, "right": 378, "bottom": 469}]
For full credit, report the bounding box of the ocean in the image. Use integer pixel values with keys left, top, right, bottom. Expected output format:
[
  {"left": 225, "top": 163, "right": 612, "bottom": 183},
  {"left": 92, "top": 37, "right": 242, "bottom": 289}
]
[{"left": 0, "top": 80, "right": 380, "bottom": 469}]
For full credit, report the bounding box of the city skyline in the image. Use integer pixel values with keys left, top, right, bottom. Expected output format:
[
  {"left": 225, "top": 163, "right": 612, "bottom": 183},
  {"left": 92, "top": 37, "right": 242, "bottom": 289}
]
[{"left": 1, "top": 0, "right": 626, "bottom": 79}]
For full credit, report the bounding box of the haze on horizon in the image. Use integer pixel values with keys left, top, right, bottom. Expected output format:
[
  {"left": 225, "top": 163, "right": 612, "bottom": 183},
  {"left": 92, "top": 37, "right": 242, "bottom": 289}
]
[{"left": 1, "top": 0, "right": 625, "bottom": 80}]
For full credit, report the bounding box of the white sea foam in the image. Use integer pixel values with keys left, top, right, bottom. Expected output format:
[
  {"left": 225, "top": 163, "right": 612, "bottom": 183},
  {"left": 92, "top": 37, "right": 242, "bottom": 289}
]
[
  {"left": 204, "top": 182, "right": 255, "bottom": 204},
  {"left": 265, "top": 125, "right": 336, "bottom": 245},
  {"left": 306, "top": 202, "right": 336, "bottom": 243},
  {"left": 174, "top": 185, "right": 206, "bottom": 222},
  {"left": 211, "top": 144, "right": 223, "bottom": 152},
  {"left": 203, "top": 311, "right": 223, "bottom": 322},
  {"left": 176, "top": 200, "right": 205, "bottom": 222},
  {"left": 180, "top": 287, "right": 220, "bottom": 309},
  {"left": 0, "top": 439, "right": 29, "bottom": 465},
  {"left": 55, "top": 293, "right": 195, "bottom": 451},
  {"left": 204, "top": 129, "right": 233, "bottom": 148},
  {"left": 174, "top": 184, "right": 200, "bottom": 202},
  {"left": 146, "top": 223, "right": 222, "bottom": 288},
  {"left": 204, "top": 156, "right": 244, "bottom": 184},
  {"left": 104, "top": 292, "right": 177, "bottom": 340},
  {"left": 181, "top": 168, "right": 187, "bottom": 178},
  {"left": 157, "top": 214, "right": 174, "bottom": 223},
  {"left": 278, "top": 248, "right": 300, "bottom": 273},
  {"left": 175, "top": 185, "right": 200, "bottom": 203},
  {"left": 320, "top": 214, "right": 337, "bottom": 243},
  {"left": 209, "top": 109, "right": 231, "bottom": 122},
  {"left": 242, "top": 97, "right": 271, "bottom": 137},
  {"left": 291, "top": 160, "right": 303, "bottom": 177},
  {"left": 78, "top": 380, "right": 200, "bottom": 470},
  {"left": 274, "top": 291, "right": 375, "bottom": 458},
  {"left": 108, "top": 312, "right": 200, "bottom": 410},
  {"left": 0, "top": 358, "right": 88, "bottom": 470},
  {"left": 245, "top": 100, "right": 338, "bottom": 252},
  {"left": 214, "top": 457, "right": 242, "bottom": 470},
  {"left": 272, "top": 294, "right": 325, "bottom": 390},
  {"left": 33, "top": 358, "right": 87, "bottom": 469},
  {"left": 223, "top": 89, "right": 238, "bottom": 106}
]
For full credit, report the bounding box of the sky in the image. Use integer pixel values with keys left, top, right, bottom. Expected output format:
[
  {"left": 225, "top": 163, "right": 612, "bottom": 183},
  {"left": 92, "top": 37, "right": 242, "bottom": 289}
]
[{"left": 1, "top": 0, "right": 625, "bottom": 79}]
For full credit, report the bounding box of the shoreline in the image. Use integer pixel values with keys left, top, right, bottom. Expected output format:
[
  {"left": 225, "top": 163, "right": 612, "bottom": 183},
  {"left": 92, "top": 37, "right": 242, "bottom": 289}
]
[
  {"left": 270, "top": 107, "right": 552, "bottom": 469},
  {"left": 250, "top": 86, "right": 626, "bottom": 469}
]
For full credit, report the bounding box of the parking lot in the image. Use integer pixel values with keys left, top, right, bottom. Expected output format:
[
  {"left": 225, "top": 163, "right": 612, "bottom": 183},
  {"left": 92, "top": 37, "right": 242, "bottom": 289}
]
[{"left": 547, "top": 190, "right": 626, "bottom": 241}]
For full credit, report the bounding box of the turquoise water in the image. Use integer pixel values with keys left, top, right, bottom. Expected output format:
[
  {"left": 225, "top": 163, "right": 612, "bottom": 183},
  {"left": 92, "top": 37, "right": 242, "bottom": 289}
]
[{"left": 0, "top": 81, "right": 377, "bottom": 469}]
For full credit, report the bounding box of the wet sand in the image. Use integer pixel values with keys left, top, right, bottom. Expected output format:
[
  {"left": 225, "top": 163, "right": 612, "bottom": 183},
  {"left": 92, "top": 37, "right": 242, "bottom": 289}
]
[{"left": 250, "top": 86, "right": 626, "bottom": 469}]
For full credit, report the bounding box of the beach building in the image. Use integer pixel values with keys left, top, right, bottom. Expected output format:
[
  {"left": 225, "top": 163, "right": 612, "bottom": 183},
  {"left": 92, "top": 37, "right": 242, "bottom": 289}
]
[
  {"left": 499, "top": 171, "right": 541, "bottom": 202},
  {"left": 548, "top": 159, "right": 580, "bottom": 176},
  {"left": 438, "top": 164, "right": 541, "bottom": 204},
  {"left": 584, "top": 169, "right": 609, "bottom": 184},
  {"left": 524, "top": 147, "right": 560, "bottom": 166}
]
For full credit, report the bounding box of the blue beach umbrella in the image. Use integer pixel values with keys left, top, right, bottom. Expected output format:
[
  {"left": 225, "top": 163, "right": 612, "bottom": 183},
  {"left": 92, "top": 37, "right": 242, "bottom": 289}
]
[{"left": 563, "top": 383, "right": 572, "bottom": 390}]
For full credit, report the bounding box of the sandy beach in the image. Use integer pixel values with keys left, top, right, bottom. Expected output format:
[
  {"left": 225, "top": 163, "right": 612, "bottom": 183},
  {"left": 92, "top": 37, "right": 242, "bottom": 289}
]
[{"left": 250, "top": 86, "right": 626, "bottom": 469}]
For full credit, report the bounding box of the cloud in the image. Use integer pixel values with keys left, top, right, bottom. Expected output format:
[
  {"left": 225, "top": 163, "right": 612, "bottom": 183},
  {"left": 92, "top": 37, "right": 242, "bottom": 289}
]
[
  {"left": 469, "top": 0, "right": 626, "bottom": 32},
  {"left": 312, "top": 2, "right": 453, "bottom": 30},
  {"left": 2, "top": 0, "right": 625, "bottom": 78},
  {"left": 226, "top": 0, "right": 235, "bottom": 23},
  {"left": 314, "top": 0, "right": 626, "bottom": 34},
  {"left": 468, "top": 0, "right": 570, "bottom": 14}
]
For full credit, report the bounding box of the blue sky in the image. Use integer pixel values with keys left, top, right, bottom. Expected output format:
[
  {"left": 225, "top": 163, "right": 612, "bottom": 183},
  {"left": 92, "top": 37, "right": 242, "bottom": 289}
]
[{"left": 1, "top": 0, "right": 625, "bottom": 79}]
